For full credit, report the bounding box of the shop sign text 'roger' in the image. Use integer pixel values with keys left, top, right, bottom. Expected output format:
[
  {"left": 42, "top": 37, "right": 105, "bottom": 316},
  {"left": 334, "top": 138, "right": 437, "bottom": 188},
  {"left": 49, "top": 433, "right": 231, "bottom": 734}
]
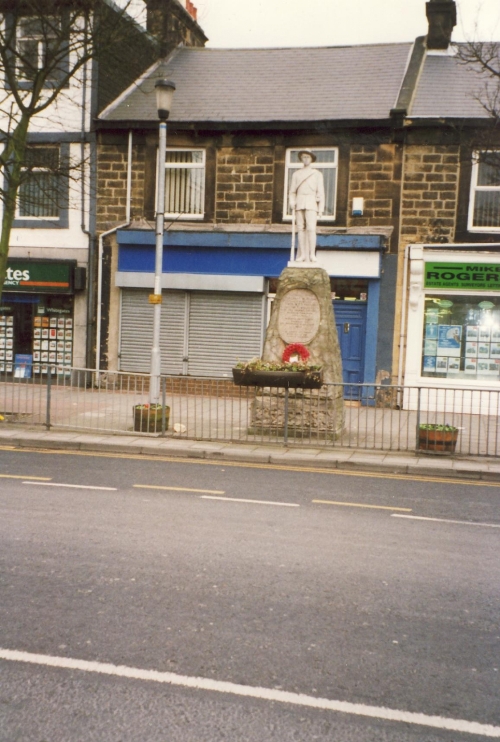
[{"left": 424, "top": 262, "right": 500, "bottom": 291}]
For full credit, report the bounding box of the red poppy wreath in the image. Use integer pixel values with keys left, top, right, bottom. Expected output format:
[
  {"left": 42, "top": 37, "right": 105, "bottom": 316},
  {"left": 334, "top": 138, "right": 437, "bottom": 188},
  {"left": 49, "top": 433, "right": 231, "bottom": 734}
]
[{"left": 282, "top": 343, "right": 310, "bottom": 363}]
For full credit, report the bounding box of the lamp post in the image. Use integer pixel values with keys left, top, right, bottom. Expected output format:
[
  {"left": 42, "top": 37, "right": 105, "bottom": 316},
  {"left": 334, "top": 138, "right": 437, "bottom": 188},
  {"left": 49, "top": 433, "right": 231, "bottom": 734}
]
[{"left": 149, "top": 79, "right": 175, "bottom": 404}]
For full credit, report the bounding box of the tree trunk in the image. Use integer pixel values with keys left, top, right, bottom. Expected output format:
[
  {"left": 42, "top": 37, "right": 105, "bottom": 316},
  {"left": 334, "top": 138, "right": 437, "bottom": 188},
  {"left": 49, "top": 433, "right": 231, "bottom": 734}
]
[{"left": 0, "top": 116, "right": 30, "bottom": 291}]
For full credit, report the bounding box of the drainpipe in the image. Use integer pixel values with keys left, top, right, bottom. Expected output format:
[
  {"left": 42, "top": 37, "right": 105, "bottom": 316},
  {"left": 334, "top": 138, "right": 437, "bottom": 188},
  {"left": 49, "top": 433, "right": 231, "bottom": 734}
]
[
  {"left": 397, "top": 243, "right": 410, "bottom": 392},
  {"left": 95, "top": 129, "right": 133, "bottom": 375}
]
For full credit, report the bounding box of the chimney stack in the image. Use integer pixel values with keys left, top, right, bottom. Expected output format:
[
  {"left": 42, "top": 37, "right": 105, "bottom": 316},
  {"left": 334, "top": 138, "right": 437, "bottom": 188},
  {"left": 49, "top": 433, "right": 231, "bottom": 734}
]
[
  {"left": 426, "top": 0, "right": 457, "bottom": 50},
  {"left": 145, "top": 0, "right": 207, "bottom": 56}
]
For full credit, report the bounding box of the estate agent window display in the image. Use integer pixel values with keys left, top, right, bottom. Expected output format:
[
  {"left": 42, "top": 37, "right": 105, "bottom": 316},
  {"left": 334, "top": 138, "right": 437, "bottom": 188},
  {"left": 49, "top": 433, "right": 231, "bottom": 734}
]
[{"left": 413, "top": 255, "right": 500, "bottom": 383}]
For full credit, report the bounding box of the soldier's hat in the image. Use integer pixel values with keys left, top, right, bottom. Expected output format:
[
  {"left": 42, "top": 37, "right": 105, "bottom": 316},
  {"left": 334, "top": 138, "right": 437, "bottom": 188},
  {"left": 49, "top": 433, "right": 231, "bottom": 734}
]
[{"left": 297, "top": 149, "right": 317, "bottom": 162}]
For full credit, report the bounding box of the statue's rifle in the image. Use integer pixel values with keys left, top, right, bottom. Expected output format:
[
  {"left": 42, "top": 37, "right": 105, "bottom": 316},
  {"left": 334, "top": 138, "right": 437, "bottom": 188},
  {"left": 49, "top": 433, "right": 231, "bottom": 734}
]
[{"left": 290, "top": 208, "right": 296, "bottom": 262}]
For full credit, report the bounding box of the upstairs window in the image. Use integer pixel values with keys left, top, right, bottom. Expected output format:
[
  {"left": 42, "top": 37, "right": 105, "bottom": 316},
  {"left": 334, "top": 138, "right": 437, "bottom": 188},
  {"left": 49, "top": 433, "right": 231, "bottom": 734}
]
[
  {"left": 283, "top": 147, "right": 338, "bottom": 221},
  {"left": 469, "top": 151, "right": 500, "bottom": 231},
  {"left": 163, "top": 149, "right": 205, "bottom": 219},
  {"left": 15, "top": 145, "right": 68, "bottom": 227},
  {"left": 16, "top": 15, "right": 68, "bottom": 88}
]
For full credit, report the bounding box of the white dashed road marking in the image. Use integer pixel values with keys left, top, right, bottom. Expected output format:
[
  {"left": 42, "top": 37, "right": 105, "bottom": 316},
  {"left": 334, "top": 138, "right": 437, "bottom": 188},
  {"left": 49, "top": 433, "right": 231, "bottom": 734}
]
[
  {"left": 0, "top": 648, "right": 498, "bottom": 737},
  {"left": 200, "top": 495, "right": 299, "bottom": 507},
  {"left": 22, "top": 482, "right": 117, "bottom": 491},
  {"left": 392, "top": 514, "right": 500, "bottom": 528}
]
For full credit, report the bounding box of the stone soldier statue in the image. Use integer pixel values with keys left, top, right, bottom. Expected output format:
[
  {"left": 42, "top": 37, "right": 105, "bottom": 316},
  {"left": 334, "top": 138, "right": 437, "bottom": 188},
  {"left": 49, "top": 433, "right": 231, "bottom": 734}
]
[{"left": 289, "top": 149, "right": 325, "bottom": 263}]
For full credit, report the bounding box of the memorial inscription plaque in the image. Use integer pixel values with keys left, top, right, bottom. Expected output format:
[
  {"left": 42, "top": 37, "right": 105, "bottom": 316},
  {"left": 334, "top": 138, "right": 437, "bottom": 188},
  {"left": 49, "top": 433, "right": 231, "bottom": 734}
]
[{"left": 278, "top": 289, "right": 321, "bottom": 344}]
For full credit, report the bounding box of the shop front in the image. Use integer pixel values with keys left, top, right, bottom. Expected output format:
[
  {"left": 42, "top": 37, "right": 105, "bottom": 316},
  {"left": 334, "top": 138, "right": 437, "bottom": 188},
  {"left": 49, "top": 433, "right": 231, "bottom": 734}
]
[
  {"left": 113, "top": 228, "right": 392, "bottom": 384},
  {"left": 1, "top": 259, "right": 79, "bottom": 377},
  {"left": 404, "top": 245, "right": 500, "bottom": 402}
]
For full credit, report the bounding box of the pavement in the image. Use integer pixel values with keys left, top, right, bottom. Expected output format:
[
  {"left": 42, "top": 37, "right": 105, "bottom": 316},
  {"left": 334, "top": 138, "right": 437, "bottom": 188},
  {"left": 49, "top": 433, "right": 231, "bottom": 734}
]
[{"left": 1, "top": 423, "right": 500, "bottom": 482}]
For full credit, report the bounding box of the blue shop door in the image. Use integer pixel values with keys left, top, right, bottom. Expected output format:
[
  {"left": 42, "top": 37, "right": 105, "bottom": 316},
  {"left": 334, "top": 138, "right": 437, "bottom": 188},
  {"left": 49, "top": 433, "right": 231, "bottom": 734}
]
[{"left": 334, "top": 302, "right": 367, "bottom": 397}]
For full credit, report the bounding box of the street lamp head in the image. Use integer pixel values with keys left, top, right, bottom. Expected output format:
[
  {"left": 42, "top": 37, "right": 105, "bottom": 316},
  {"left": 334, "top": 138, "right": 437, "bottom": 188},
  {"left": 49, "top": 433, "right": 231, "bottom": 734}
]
[{"left": 155, "top": 79, "right": 176, "bottom": 121}]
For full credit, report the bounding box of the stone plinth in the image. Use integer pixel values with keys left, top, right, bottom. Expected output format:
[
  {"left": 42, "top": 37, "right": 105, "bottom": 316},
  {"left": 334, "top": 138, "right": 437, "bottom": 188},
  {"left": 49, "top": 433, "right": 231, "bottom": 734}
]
[{"left": 251, "top": 267, "right": 344, "bottom": 438}]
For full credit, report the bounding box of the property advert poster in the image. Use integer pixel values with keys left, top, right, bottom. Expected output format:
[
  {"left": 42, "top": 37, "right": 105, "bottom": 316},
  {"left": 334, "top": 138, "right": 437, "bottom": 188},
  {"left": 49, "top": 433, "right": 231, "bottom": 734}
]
[{"left": 437, "top": 325, "right": 462, "bottom": 357}]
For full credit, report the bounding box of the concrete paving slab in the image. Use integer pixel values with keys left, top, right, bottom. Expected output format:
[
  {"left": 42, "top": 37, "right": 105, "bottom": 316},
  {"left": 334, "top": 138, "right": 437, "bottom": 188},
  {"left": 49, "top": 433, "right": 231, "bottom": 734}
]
[
  {"left": 337, "top": 456, "right": 397, "bottom": 473},
  {"left": 17, "top": 436, "right": 82, "bottom": 450},
  {"left": 187, "top": 442, "right": 229, "bottom": 452},
  {"left": 137, "top": 445, "right": 193, "bottom": 458},
  {"left": 317, "top": 448, "right": 354, "bottom": 459},
  {"left": 481, "top": 473, "right": 500, "bottom": 483},
  {"left": 381, "top": 455, "right": 417, "bottom": 468},
  {"left": 268, "top": 453, "right": 322, "bottom": 468},
  {"left": 207, "top": 447, "right": 271, "bottom": 464},
  {"left": 407, "top": 463, "right": 456, "bottom": 477},
  {"left": 414, "top": 457, "right": 455, "bottom": 469},
  {"left": 79, "top": 440, "right": 144, "bottom": 455}
]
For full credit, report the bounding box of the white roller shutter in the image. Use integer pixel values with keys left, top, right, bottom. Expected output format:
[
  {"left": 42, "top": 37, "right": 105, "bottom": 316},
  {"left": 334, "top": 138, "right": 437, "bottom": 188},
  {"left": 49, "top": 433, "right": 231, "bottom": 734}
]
[
  {"left": 119, "top": 289, "right": 186, "bottom": 374},
  {"left": 187, "top": 292, "right": 263, "bottom": 377}
]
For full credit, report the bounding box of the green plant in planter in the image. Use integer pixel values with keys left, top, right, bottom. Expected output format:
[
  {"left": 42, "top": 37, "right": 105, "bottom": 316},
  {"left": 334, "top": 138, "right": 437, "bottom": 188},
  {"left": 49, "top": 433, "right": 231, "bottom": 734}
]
[
  {"left": 233, "top": 344, "right": 323, "bottom": 389},
  {"left": 418, "top": 422, "right": 459, "bottom": 454},
  {"left": 133, "top": 403, "right": 169, "bottom": 433},
  {"left": 234, "top": 357, "right": 322, "bottom": 373}
]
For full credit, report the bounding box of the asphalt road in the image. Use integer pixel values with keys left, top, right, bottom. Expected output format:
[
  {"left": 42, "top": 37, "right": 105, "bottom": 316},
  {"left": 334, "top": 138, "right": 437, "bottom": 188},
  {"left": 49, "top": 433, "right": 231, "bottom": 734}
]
[{"left": 0, "top": 447, "right": 499, "bottom": 741}]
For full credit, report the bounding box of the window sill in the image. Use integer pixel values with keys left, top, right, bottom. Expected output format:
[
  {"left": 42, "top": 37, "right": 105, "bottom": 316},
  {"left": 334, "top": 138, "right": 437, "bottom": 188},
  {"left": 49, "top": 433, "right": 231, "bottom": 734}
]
[{"left": 13, "top": 219, "right": 67, "bottom": 230}]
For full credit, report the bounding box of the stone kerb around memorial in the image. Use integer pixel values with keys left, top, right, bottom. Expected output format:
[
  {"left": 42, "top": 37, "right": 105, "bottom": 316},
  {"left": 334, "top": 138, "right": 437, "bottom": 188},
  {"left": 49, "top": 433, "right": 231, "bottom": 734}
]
[{"left": 250, "top": 266, "right": 344, "bottom": 439}]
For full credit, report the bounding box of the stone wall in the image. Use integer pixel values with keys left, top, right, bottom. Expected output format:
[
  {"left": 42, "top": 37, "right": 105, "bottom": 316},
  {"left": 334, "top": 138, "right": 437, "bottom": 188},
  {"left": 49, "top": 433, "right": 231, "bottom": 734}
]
[
  {"left": 400, "top": 145, "right": 460, "bottom": 246},
  {"left": 96, "top": 141, "right": 146, "bottom": 232},
  {"left": 215, "top": 147, "right": 274, "bottom": 223},
  {"left": 347, "top": 143, "right": 402, "bottom": 251},
  {"left": 391, "top": 144, "right": 461, "bottom": 383}
]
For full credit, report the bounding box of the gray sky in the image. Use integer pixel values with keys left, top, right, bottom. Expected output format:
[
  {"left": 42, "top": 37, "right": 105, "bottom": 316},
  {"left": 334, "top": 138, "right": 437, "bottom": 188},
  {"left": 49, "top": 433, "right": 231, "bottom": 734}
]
[{"left": 194, "top": 0, "right": 500, "bottom": 48}]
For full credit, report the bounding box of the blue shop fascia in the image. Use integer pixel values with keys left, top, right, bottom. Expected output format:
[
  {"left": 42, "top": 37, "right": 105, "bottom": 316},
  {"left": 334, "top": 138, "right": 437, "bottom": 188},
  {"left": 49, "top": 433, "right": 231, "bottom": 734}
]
[{"left": 113, "top": 225, "right": 396, "bottom": 383}]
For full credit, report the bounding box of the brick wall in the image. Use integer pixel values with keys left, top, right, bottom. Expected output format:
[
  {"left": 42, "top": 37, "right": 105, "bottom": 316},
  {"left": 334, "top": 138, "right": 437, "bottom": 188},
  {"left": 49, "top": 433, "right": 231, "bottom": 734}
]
[
  {"left": 215, "top": 147, "right": 274, "bottom": 223},
  {"left": 400, "top": 145, "right": 460, "bottom": 245},
  {"left": 96, "top": 141, "right": 146, "bottom": 232},
  {"left": 347, "top": 144, "right": 402, "bottom": 251}
]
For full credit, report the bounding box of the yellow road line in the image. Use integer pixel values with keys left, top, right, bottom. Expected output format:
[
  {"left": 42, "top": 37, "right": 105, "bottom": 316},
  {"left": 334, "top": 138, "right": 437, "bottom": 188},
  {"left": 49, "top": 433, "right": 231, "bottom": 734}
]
[
  {"left": 313, "top": 499, "right": 413, "bottom": 512},
  {"left": 1, "top": 446, "right": 499, "bottom": 488},
  {"left": 0, "top": 473, "right": 51, "bottom": 480},
  {"left": 134, "top": 484, "right": 224, "bottom": 495}
]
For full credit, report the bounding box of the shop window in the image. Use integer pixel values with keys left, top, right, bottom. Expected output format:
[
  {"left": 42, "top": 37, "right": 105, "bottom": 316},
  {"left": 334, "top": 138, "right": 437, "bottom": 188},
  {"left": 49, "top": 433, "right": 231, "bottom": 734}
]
[
  {"left": 422, "top": 295, "right": 500, "bottom": 380},
  {"left": 14, "top": 144, "right": 68, "bottom": 228},
  {"left": 163, "top": 149, "right": 205, "bottom": 219},
  {"left": 283, "top": 147, "right": 338, "bottom": 221},
  {"left": 469, "top": 151, "right": 500, "bottom": 231}
]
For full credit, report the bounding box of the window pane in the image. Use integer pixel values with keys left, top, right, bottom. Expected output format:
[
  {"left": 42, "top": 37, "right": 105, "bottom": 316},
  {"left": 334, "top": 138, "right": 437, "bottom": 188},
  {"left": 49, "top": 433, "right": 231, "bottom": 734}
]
[
  {"left": 289, "top": 149, "right": 336, "bottom": 164},
  {"left": 473, "top": 191, "right": 500, "bottom": 227},
  {"left": 17, "top": 39, "right": 39, "bottom": 80},
  {"left": 165, "top": 166, "right": 205, "bottom": 215},
  {"left": 313, "top": 150, "right": 336, "bottom": 164},
  {"left": 478, "top": 153, "right": 500, "bottom": 186},
  {"left": 422, "top": 294, "right": 500, "bottom": 380},
  {"left": 166, "top": 150, "right": 203, "bottom": 165},
  {"left": 25, "top": 147, "right": 59, "bottom": 169},
  {"left": 321, "top": 167, "right": 336, "bottom": 217},
  {"left": 18, "top": 172, "right": 59, "bottom": 218}
]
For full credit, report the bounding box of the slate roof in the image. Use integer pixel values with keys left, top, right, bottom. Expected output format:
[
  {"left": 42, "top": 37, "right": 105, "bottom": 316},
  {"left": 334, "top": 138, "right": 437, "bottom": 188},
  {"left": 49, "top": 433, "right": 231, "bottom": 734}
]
[
  {"left": 100, "top": 43, "right": 412, "bottom": 124},
  {"left": 411, "top": 47, "right": 492, "bottom": 119}
]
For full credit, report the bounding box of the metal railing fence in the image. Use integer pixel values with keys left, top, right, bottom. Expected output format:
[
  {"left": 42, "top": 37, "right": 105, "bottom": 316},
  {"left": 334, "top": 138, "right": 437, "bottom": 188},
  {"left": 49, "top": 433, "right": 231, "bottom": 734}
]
[{"left": 1, "top": 367, "right": 499, "bottom": 456}]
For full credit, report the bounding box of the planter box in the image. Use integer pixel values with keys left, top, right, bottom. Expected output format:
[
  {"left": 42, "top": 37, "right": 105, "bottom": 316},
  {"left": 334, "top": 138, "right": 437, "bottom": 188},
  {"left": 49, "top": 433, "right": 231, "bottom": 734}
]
[
  {"left": 133, "top": 405, "right": 170, "bottom": 433},
  {"left": 232, "top": 368, "right": 323, "bottom": 389},
  {"left": 418, "top": 427, "right": 458, "bottom": 454}
]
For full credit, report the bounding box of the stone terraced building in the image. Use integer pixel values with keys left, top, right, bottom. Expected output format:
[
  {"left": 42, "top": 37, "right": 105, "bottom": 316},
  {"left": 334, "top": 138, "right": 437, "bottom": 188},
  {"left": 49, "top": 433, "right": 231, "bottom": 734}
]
[{"left": 95, "top": 0, "right": 500, "bottom": 400}]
